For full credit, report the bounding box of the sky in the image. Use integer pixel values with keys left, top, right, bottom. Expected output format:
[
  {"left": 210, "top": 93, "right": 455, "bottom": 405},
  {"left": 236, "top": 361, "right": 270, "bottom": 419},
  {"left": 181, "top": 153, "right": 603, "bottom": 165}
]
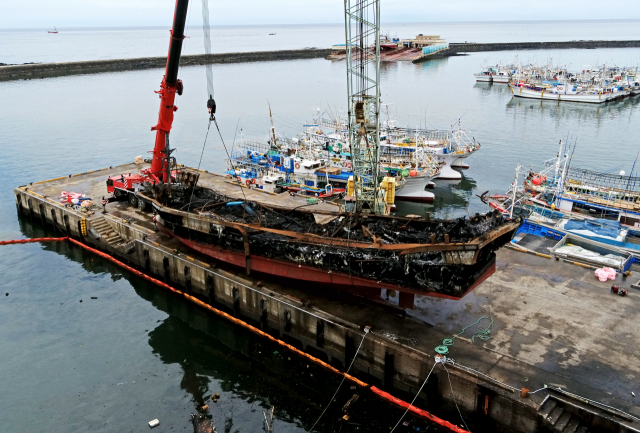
[{"left": 2, "top": 0, "right": 639, "bottom": 29}]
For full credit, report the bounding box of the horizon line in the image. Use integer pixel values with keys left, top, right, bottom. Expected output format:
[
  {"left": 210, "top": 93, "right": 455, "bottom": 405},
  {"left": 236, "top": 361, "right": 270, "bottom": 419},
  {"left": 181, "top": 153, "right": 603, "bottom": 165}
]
[{"left": 3, "top": 18, "right": 640, "bottom": 31}]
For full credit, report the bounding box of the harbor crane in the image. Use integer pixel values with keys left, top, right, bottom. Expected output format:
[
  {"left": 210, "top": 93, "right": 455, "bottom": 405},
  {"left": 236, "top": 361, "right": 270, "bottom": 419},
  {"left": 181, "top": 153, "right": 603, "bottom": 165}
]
[{"left": 344, "top": 0, "right": 386, "bottom": 214}]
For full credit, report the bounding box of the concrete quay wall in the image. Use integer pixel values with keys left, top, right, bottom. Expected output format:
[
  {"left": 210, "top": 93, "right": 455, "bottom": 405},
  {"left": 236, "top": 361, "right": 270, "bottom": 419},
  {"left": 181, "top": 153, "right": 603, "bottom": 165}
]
[
  {"left": 13, "top": 179, "right": 638, "bottom": 433},
  {"left": 452, "top": 40, "right": 640, "bottom": 52},
  {"left": 0, "top": 48, "right": 332, "bottom": 82},
  {"left": 413, "top": 40, "right": 640, "bottom": 62}
]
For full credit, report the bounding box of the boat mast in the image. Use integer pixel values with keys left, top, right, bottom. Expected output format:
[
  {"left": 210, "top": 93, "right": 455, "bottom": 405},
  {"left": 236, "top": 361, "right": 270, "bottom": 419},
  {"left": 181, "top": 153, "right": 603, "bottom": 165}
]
[
  {"left": 150, "top": 0, "right": 189, "bottom": 182},
  {"left": 509, "top": 164, "right": 521, "bottom": 220},
  {"left": 268, "top": 102, "right": 278, "bottom": 149},
  {"left": 554, "top": 139, "right": 563, "bottom": 186},
  {"left": 344, "top": 0, "right": 382, "bottom": 213}
]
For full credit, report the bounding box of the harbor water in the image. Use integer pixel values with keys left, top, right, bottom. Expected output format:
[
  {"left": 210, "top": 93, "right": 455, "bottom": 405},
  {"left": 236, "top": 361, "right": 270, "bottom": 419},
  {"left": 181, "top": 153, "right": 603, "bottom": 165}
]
[{"left": 2, "top": 21, "right": 640, "bottom": 432}]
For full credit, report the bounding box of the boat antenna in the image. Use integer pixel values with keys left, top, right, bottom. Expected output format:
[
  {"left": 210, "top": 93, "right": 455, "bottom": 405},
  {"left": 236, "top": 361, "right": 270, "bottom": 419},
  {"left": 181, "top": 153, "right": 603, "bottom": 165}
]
[
  {"left": 625, "top": 145, "right": 640, "bottom": 190},
  {"left": 229, "top": 117, "right": 241, "bottom": 160},
  {"left": 268, "top": 102, "right": 278, "bottom": 148}
]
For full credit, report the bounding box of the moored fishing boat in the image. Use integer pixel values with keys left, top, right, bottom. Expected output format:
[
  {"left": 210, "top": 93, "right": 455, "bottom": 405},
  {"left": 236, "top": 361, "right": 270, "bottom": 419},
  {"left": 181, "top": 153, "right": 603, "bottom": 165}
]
[
  {"left": 474, "top": 71, "right": 493, "bottom": 82},
  {"left": 508, "top": 82, "right": 620, "bottom": 104}
]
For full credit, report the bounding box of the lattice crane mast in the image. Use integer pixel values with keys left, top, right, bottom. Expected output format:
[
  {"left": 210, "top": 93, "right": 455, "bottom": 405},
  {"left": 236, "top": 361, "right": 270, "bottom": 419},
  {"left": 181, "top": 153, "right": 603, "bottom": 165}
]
[{"left": 344, "top": 0, "right": 386, "bottom": 214}]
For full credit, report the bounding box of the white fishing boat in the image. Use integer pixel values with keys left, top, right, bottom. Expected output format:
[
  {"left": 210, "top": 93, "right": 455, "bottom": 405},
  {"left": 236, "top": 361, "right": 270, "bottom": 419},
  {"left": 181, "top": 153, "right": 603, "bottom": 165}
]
[
  {"left": 491, "top": 65, "right": 513, "bottom": 84},
  {"left": 508, "top": 82, "right": 623, "bottom": 104},
  {"left": 379, "top": 144, "right": 440, "bottom": 202},
  {"left": 474, "top": 71, "right": 493, "bottom": 82},
  {"left": 394, "top": 171, "right": 436, "bottom": 202},
  {"left": 474, "top": 63, "right": 514, "bottom": 83}
]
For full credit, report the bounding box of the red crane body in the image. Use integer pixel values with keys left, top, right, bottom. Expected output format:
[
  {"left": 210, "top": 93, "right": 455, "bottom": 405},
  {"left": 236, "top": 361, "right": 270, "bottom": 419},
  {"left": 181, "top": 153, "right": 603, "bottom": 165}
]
[
  {"left": 150, "top": 0, "right": 189, "bottom": 182},
  {"left": 107, "top": 0, "right": 189, "bottom": 197}
]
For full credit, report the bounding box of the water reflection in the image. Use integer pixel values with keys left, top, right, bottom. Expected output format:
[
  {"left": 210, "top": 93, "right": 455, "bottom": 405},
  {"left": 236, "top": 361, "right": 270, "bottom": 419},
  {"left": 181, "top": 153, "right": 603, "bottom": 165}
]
[
  {"left": 417, "top": 56, "right": 449, "bottom": 71},
  {"left": 473, "top": 82, "right": 513, "bottom": 97},
  {"left": 472, "top": 81, "right": 494, "bottom": 96},
  {"left": 396, "top": 172, "right": 478, "bottom": 219},
  {"left": 17, "top": 216, "right": 453, "bottom": 433},
  {"left": 506, "top": 94, "right": 640, "bottom": 122}
]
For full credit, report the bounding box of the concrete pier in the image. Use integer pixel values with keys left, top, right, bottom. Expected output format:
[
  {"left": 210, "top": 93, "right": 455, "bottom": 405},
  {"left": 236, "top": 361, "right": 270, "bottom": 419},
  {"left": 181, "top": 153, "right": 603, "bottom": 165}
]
[
  {"left": 14, "top": 162, "right": 640, "bottom": 433},
  {"left": 413, "top": 40, "right": 640, "bottom": 63},
  {"left": 0, "top": 48, "right": 332, "bottom": 81}
]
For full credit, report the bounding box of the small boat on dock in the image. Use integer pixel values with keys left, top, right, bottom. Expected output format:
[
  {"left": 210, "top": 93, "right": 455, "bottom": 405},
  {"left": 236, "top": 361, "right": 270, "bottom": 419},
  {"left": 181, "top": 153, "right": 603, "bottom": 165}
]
[{"left": 511, "top": 220, "right": 635, "bottom": 272}]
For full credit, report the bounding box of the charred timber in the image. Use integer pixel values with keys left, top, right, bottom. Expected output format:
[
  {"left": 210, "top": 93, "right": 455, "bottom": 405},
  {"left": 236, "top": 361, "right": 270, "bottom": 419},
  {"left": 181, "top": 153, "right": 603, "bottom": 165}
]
[{"left": 148, "top": 185, "right": 518, "bottom": 299}]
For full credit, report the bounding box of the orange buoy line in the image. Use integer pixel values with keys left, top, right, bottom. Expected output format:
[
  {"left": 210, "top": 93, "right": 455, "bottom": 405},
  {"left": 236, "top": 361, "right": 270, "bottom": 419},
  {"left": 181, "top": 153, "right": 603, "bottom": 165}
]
[
  {"left": 0, "top": 237, "right": 68, "bottom": 245},
  {"left": 370, "top": 386, "right": 470, "bottom": 433},
  {"left": 2, "top": 236, "right": 468, "bottom": 433}
]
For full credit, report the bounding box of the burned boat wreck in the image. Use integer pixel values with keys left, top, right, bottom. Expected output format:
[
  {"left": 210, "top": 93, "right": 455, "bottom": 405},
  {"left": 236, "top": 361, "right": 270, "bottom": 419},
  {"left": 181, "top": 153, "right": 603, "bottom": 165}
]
[
  {"left": 112, "top": 0, "right": 516, "bottom": 306},
  {"left": 148, "top": 180, "right": 518, "bottom": 302}
]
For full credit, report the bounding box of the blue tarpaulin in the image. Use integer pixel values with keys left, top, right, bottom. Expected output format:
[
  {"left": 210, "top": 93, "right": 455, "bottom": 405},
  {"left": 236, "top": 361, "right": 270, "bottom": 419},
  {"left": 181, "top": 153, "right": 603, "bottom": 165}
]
[{"left": 564, "top": 218, "right": 622, "bottom": 239}]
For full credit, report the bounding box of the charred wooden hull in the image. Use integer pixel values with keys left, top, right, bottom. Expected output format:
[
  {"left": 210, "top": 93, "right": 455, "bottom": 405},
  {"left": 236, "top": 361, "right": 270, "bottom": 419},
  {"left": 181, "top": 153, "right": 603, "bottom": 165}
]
[
  {"left": 156, "top": 220, "right": 498, "bottom": 299},
  {"left": 150, "top": 187, "right": 518, "bottom": 299}
]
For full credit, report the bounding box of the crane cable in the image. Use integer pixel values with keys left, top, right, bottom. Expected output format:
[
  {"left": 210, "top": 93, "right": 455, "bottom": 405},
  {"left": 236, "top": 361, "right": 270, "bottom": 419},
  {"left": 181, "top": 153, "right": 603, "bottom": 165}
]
[
  {"left": 201, "top": 0, "right": 214, "bottom": 99},
  {"left": 198, "top": 0, "right": 247, "bottom": 207}
]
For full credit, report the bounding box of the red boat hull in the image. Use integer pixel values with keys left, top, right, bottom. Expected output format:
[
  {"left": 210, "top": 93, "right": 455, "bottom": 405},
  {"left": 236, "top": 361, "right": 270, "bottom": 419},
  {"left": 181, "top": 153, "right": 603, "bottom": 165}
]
[{"left": 157, "top": 222, "right": 493, "bottom": 304}]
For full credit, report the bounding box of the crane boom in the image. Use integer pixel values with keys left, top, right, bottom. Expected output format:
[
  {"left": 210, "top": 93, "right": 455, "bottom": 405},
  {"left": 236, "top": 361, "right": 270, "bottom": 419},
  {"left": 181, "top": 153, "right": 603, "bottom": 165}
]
[
  {"left": 344, "top": 0, "right": 382, "bottom": 213},
  {"left": 150, "top": 0, "right": 190, "bottom": 182}
]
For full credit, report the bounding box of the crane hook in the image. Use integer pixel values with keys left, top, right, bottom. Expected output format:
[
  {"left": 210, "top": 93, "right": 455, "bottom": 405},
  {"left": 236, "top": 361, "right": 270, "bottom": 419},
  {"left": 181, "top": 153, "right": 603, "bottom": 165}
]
[{"left": 207, "top": 94, "right": 216, "bottom": 121}]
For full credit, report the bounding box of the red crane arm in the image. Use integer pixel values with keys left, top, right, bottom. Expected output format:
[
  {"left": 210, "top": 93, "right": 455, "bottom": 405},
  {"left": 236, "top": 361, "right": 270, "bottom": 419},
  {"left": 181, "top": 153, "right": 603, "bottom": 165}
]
[{"left": 150, "top": 0, "right": 189, "bottom": 182}]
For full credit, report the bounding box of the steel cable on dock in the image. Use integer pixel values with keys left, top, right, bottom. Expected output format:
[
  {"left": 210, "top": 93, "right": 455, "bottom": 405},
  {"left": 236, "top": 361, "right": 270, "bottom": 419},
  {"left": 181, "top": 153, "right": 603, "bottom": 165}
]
[
  {"left": 309, "top": 327, "right": 370, "bottom": 432},
  {"left": 441, "top": 360, "right": 472, "bottom": 432},
  {"left": 389, "top": 361, "right": 438, "bottom": 433}
]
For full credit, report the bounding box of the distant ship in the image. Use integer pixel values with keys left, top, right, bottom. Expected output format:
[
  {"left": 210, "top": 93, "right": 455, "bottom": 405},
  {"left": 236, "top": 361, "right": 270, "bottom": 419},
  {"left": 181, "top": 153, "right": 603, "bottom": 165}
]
[{"left": 48, "top": 27, "right": 58, "bottom": 34}]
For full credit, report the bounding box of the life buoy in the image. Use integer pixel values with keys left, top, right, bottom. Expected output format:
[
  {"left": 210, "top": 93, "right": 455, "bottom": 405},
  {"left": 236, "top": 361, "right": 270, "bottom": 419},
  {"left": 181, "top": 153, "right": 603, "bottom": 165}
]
[
  {"left": 245, "top": 179, "right": 251, "bottom": 187},
  {"left": 251, "top": 178, "right": 256, "bottom": 184},
  {"left": 295, "top": 163, "right": 301, "bottom": 169},
  {"left": 237, "top": 176, "right": 242, "bottom": 183}
]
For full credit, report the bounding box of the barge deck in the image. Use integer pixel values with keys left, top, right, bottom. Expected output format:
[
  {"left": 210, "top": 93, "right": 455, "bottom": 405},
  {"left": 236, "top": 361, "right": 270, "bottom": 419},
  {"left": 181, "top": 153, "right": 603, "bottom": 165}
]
[{"left": 13, "top": 163, "right": 640, "bottom": 433}]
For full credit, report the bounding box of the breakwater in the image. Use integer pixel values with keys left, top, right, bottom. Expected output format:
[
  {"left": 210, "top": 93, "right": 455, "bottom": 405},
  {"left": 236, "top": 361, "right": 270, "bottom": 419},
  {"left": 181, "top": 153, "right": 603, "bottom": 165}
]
[
  {"left": 413, "top": 39, "right": 640, "bottom": 62},
  {"left": 0, "top": 48, "right": 332, "bottom": 81}
]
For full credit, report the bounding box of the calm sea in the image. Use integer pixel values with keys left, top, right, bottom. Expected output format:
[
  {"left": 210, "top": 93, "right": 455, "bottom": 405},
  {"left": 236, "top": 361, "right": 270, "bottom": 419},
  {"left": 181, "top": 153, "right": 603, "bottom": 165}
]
[
  {"left": 3, "top": 20, "right": 640, "bottom": 64},
  {"left": 2, "top": 21, "right": 640, "bottom": 432}
]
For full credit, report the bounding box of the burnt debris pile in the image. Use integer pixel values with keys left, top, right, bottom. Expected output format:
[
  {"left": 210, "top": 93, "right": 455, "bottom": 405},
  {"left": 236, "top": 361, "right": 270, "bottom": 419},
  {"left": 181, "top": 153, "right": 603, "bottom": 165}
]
[{"left": 166, "top": 186, "right": 505, "bottom": 244}]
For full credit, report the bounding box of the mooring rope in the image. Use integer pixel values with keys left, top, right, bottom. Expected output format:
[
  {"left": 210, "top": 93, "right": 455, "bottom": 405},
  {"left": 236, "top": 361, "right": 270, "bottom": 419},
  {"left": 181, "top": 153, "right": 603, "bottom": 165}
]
[
  {"left": 310, "top": 326, "right": 370, "bottom": 432},
  {"left": 441, "top": 360, "right": 472, "bottom": 432},
  {"left": 389, "top": 359, "right": 438, "bottom": 433},
  {"left": 435, "top": 316, "right": 493, "bottom": 355}
]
